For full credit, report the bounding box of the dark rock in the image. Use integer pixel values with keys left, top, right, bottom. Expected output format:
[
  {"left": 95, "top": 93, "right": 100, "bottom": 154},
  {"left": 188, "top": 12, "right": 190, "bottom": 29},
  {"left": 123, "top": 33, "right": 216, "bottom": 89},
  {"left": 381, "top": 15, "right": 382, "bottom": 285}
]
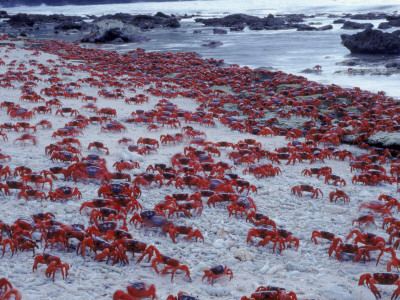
[
  {"left": 301, "top": 68, "right": 322, "bottom": 74},
  {"left": 230, "top": 24, "right": 245, "bottom": 31},
  {"left": 296, "top": 24, "right": 318, "bottom": 31},
  {"left": 19, "top": 31, "right": 28, "bottom": 37},
  {"left": 201, "top": 40, "right": 223, "bottom": 47},
  {"left": 350, "top": 13, "right": 389, "bottom": 20},
  {"left": 378, "top": 22, "right": 391, "bottom": 29},
  {"left": 341, "top": 21, "right": 373, "bottom": 30},
  {"left": 193, "top": 30, "right": 202, "bottom": 34},
  {"left": 341, "top": 29, "right": 400, "bottom": 55},
  {"left": 387, "top": 15, "right": 400, "bottom": 21},
  {"left": 94, "top": 13, "right": 180, "bottom": 30},
  {"left": 317, "top": 25, "right": 333, "bottom": 31},
  {"left": 284, "top": 14, "right": 305, "bottom": 23},
  {"left": 393, "top": 30, "right": 400, "bottom": 36},
  {"left": 248, "top": 22, "right": 264, "bottom": 30},
  {"left": 336, "top": 59, "right": 362, "bottom": 66},
  {"left": 195, "top": 13, "right": 292, "bottom": 31},
  {"left": 213, "top": 28, "right": 227, "bottom": 34},
  {"left": 195, "top": 14, "right": 261, "bottom": 27},
  {"left": 384, "top": 60, "right": 400, "bottom": 69},
  {"left": 388, "top": 19, "right": 400, "bottom": 27},
  {"left": 154, "top": 12, "right": 169, "bottom": 18},
  {"left": 0, "top": 11, "right": 9, "bottom": 18},
  {"left": 8, "top": 14, "right": 35, "bottom": 27},
  {"left": 80, "top": 28, "right": 150, "bottom": 44},
  {"left": 54, "top": 21, "right": 88, "bottom": 31},
  {"left": 333, "top": 19, "right": 346, "bottom": 24}
]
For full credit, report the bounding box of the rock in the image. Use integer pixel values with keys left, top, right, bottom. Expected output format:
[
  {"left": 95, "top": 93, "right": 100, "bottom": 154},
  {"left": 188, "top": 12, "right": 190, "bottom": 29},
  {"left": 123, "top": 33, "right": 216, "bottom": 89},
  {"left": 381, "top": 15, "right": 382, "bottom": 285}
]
[
  {"left": 341, "top": 29, "right": 400, "bottom": 55},
  {"left": 213, "top": 28, "right": 227, "bottom": 34},
  {"left": 296, "top": 24, "right": 318, "bottom": 31},
  {"left": 333, "top": 19, "right": 346, "bottom": 24},
  {"left": 248, "top": 22, "right": 264, "bottom": 30},
  {"left": 195, "top": 13, "right": 290, "bottom": 31},
  {"left": 0, "top": 11, "right": 9, "bottom": 18},
  {"left": 318, "top": 285, "right": 354, "bottom": 300},
  {"left": 81, "top": 27, "right": 150, "bottom": 44},
  {"left": 384, "top": 59, "right": 400, "bottom": 69},
  {"left": 230, "top": 247, "right": 254, "bottom": 262},
  {"left": 54, "top": 21, "right": 88, "bottom": 31},
  {"left": 193, "top": 30, "right": 202, "bottom": 34},
  {"left": 394, "top": 30, "right": 400, "bottom": 36},
  {"left": 93, "top": 13, "right": 180, "bottom": 30},
  {"left": 201, "top": 40, "right": 223, "bottom": 48},
  {"left": 389, "top": 19, "right": 400, "bottom": 27},
  {"left": 154, "top": 12, "right": 169, "bottom": 18},
  {"left": 300, "top": 68, "right": 322, "bottom": 74},
  {"left": 378, "top": 23, "right": 391, "bottom": 31},
  {"left": 8, "top": 13, "right": 35, "bottom": 27},
  {"left": 19, "top": 31, "right": 28, "bottom": 37},
  {"left": 230, "top": 24, "right": 245, "bottom": 31},
  {"left": 318, "top": 25, "right": 333, "bottom": 31},
  {"left": 350, "top": 12, "right": 389, "bottom": 20},
  {"left": 341, "top": 21, "right": 373, "bottom": 30}
]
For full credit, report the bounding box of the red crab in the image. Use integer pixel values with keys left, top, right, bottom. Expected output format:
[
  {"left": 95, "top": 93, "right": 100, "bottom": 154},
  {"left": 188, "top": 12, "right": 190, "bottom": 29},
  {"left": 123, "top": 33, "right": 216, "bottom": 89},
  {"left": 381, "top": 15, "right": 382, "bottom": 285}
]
[
  {"left": 164, "top": 225, "right": 204, "bottom": 243},
  {"left": 291, "top": 185, "right": 323, "bottom": 198},
  {"left": 329, "top": 189, "right": 350, "bottom": 203},
  {"left": 113, "top": 283, "right": 157, "bottom": 300},
  {"left": 32, "top": 254, "right": 69, "bottom": 281},
  {"left": 113, "top": 160, "right": 140, "bottom": 172},
  {"left": 151, "top": 253, "right": 191, "bottom": 282},
  {"left": 359, "top": 273, "right": 400, "bottom": 300},
  {"left": 0, "top": 278, "right": 21, "bottom": 300},
  {"left": 202, "top": 265, "right": 233, "bottom": 285},
  {"left": 241, "top": 286, "right": 297, "bottom": 300},
  {"left": 311, "top": 230, "right": 337, "bottom": 244},
  {"left": 14, "top": 134, "right": 37, "bottom": 146},
  {"left": 88, "top": 142, "right": 109, "bottom": 155},
  {"left": 47, "top": 187, "right": 82, "bottom": 201}
]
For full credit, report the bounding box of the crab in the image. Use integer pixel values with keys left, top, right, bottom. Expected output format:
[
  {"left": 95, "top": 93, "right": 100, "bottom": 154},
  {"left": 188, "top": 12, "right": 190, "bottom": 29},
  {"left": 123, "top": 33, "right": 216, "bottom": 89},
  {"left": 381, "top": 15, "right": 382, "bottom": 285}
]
[
  {"left": 33, "top": 254, "right": 69, "bottom": 281},
  {"left": 359, "top": 273, "right": 400, "bottom": 300},
  {"left": 166, "top": 291, "right": 198, "bottom": 300},
  {"left": 47, "top": 187, "right": 82, "bottom": 201},
  {"left": 202, "top": 265, "right": 233, "bottom": 285},
  {"left": 80, "top": 236, "right": 128, "bottom": 265},
  {"left": 88, "top": 142, "right": 109, "bottom": 155},
  {"left": 100, "top": 122, "right": 126, "bottom": 133},
  {"left": 241, "top": 286, "right": 297, "bottom": 300},
  {"left": 151, "top": 253, "right": 191, "bottom": 282},
  {"left": 164, "top": 225, "right": 204, "bottom": 243},
  {"left": 13, "top": 134, "right": 37, "bottom": 146},
  {"left": 329, "top": 189, "right": 350, "bottom": 203},
  {"left": 246, "top": 211, "right": 276, "bottom": 229},
  {"left": 137, "top": 137, "right": 159, "bottom": 148},
  {"left": 291, "top": 185, "right": 323, "bottom": 198},
  {"left": 113, "top": 160, "right": 140, "bottom": 172},
  {"left": 311, "top": 229, "right": 339, "bottom": 246},
  {"left": 0, "top": 278, "right": 21, "bottom": 300},
  {"left": 113, "top": 283, "right": 157, "bottom": 300},
  {"left": 246, "top": 228, "right": 286, "bottom": 252}
]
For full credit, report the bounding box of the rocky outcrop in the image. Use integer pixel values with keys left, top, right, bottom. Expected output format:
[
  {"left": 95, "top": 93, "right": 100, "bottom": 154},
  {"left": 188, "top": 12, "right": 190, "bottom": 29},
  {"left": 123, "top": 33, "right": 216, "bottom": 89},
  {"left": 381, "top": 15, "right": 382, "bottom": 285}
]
[
  {"left": 341, "top": 29, "right": 400, "bottom": 55},
  {"left": 93, "top": 13, "right": 180, "bottom": 29},
  {"left": 201, "top": 40, "right": 223, "bottom": 48},
  {"left": 341, "top": 21, "right": 373, "bottom": 30},
  {"left": 195, "top": 14, "right": 297, "bottom": 31},
  {"left": 81, "top": 27, "right": 149, "bottom": 44},
  {"left": 7, "top": 13, "right": 85, "bottom": 27}
]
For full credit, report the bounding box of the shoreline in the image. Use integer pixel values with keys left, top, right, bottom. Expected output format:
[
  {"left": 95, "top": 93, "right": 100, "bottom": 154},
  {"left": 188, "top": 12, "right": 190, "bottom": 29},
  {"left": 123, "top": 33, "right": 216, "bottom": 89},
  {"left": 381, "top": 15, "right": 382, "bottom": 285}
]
[{"left": 0, "top": 34, "right": 399, "bottom": 300}]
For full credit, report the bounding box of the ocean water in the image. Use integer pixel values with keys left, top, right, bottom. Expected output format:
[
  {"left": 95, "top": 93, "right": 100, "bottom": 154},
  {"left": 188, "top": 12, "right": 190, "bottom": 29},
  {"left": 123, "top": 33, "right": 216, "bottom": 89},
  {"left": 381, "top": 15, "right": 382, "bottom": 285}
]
[{"left": 4, "top": 0, "right": 400, "bottom": 96}]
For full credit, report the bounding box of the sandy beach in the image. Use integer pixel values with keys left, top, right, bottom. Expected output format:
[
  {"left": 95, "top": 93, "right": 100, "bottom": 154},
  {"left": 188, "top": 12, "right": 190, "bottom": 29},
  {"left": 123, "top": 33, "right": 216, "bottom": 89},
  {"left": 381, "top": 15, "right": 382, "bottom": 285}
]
[{"left": 0, "top": 34, "right": 399, "bottom": 300}]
